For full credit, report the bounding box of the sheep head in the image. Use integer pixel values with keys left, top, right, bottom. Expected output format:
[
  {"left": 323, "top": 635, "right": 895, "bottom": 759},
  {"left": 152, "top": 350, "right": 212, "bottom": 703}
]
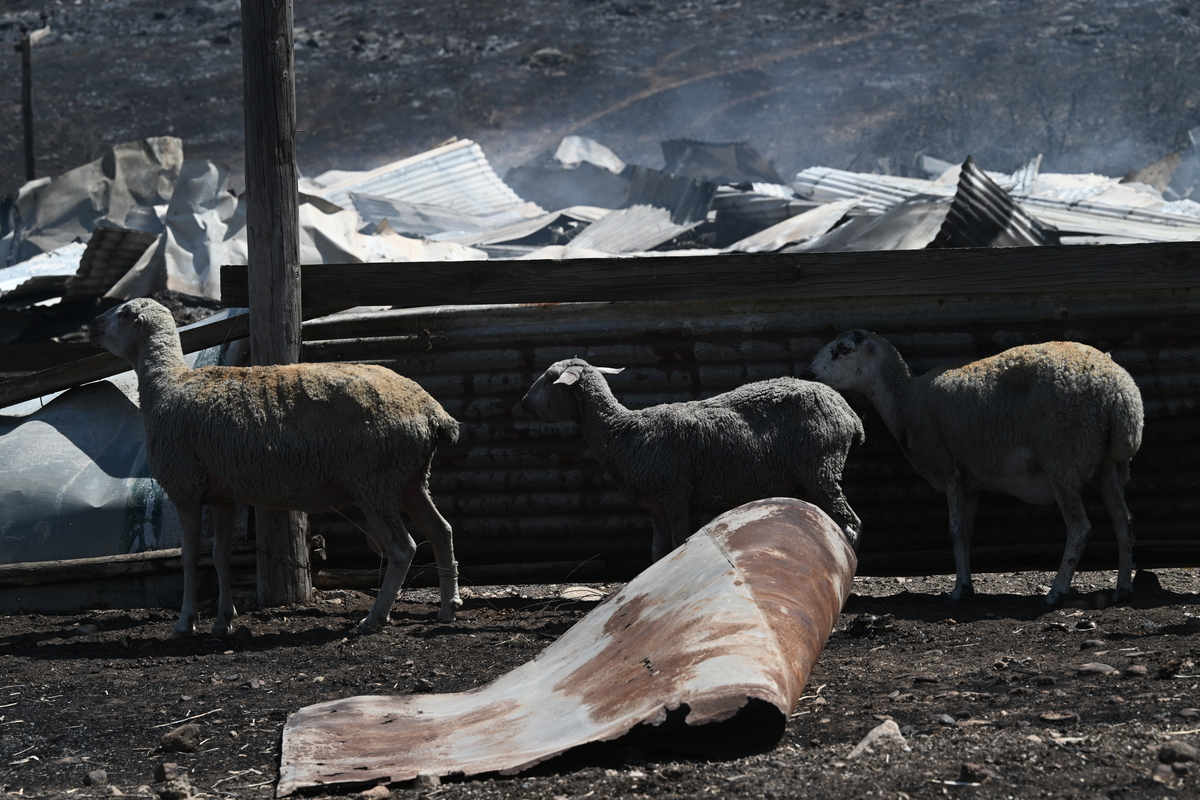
[
  {"left": 88, "top": 298, "right": 177, "bottom": 365},
  {"left": 810, "top": 329, "right": 888, "bottom": 392},
  {"left": 515, "top": 358, "right": 624, "bottom": 423}
]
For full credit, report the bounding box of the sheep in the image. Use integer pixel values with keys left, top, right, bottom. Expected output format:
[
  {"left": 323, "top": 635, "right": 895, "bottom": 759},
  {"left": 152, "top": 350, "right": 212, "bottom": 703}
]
[
  {"left": 516, "top": 358, "right": 864, "bottom": 560},
  {"left": 87, "top": 298, "right": 461, "bottom": 637},
  {"left": 810, "top": 329, "right": 1143, "bottom": 605}
]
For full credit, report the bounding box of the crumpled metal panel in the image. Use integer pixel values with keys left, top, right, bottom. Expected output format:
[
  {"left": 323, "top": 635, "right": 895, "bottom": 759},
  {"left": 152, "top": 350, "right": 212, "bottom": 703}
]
[{"left": 277, "top": 498, "right": 856, "bottom": 796}]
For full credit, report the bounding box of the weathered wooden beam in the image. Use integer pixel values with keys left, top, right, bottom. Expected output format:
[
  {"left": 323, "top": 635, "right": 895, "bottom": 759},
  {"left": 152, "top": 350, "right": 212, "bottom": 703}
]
[
  {"left": 0, "top": 312, "right": 250, "bottom": 410},
  {"left": 241, "top": 0, "right": 310, "bottom": 609},
  {"left": 0, "top": 547, "right": 256, "bottom": 588},
  {"left": 220, "top": 241, "right": 1200, "bottom": 309}
]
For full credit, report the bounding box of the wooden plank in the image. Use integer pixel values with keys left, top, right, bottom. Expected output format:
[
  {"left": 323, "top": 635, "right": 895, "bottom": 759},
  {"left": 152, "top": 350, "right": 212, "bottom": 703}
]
[
  {"left": 220, "top": 241, "right": 1200, "bottom": 309},
  {"left": 240, "top": 0, "right": 310, "bottom": 609},
  {"left": 0, "top": 312, "right": 250, "bottom": 411},
  {"left": 0, "top": 547, "right": 256, "bottom": 588}
]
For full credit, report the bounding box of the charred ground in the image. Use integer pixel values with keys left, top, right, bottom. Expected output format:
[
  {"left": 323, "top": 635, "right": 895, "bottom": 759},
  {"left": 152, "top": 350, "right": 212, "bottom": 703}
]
[{"left": 1, "top": 571, "right": 1199, "bottom": 799}]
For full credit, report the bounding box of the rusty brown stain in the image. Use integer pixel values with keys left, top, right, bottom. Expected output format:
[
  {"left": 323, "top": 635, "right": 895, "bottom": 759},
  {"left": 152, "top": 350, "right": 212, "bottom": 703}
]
[{"left": 278, "top": 498, "right": 856, "bottom": 796}]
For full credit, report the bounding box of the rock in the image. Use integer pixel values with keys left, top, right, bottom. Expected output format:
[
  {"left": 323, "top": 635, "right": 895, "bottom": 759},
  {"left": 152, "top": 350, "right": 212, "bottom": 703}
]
[
  {"left": 155, "top": 776, "right": 194, "bottom": 800},
  {"left": 415, "top": 773, "right": 440, "bottom": 787},
  {"left": 1080, "top": 639, "right": 1105, "bottom": 651},
  {"left": 1124, "top": 664, "right": 1149, "bottom": 678},
  {"left": 1158, "top": 742, "right": 1199, "bottom": 764},
  {"left": 558, "top": 586, "right": 606, "bottom": 602},
  {"left": 847, "top": 719, "right": 909, "bottom": 759},
  {"left": 158, "top": 724, "right": 201, "bottom": 753},
  {"left": 412, "top": 678, "right": 435, "bottom": 692},
  {"left": 75, "top": 624, "right": 100, "bottom": 636},
  {"left": 1179, "top": 708, "right": 1200, "bottom": 720},
  {"left": 959, "top": 762, "right": 1000, "bottom": 783},
  {"left": 1037, "top": 676, "right": 1057, "bottom": 686},
  {"left": 1132, "top": 569, "right": 1163, "bottom": 595},
  {"left": 358, "top": 786, "right": 392, "bottom": 800},
  {"left": 1152, "top": 762, "right": 1176, "bottom": 784},
  {"left": 1077, "top": 662, "right": 1117, "bottom": 676},
  {"left": 1039, "top": 710, "right": 1080, "bottom": 724},
  {"left": 154, "top": 764, "right": 181, "bottom": 783},
  {"left": 936, "top": 714, "right": 957, "bottom": 726},
  {"left": 84, "top": 769, "right": 108, "bottom": 786}
]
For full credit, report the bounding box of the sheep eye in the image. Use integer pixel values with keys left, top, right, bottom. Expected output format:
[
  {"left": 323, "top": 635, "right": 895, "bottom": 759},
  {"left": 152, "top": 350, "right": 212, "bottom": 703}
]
[{"left": 836, "top": 342, "right": 852, "bottom": 355}]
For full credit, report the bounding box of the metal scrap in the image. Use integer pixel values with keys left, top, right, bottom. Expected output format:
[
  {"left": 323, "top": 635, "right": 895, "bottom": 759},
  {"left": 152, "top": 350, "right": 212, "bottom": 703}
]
[{"left": 277, "top": 498, "right": 856, "bottom": 796}]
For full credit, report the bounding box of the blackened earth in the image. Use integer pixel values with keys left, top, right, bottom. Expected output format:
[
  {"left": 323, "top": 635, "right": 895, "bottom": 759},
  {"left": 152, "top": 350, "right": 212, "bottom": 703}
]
[{"left": 1, "top": 570, "right": 1199, "bottom": 799}]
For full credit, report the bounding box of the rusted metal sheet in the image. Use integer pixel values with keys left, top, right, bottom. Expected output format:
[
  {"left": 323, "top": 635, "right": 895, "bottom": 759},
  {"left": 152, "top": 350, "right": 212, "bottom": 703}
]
[
  {"left": 298, "top": 288, "right": 1200, "bottom": 581},
  {"left": 278, "top": 498, "right": 855, "bottom": 796}
]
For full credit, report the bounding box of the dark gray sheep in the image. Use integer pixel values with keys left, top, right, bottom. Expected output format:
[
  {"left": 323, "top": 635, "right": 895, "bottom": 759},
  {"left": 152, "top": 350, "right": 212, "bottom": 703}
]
[
  {"left": 88, "top": 298, "right": 461, "bottom": 636},
  {"left": 517, "top": 358, "right": 864, "bottom": 560},
  {"left": 811, "top": 329, "right": 1143, "bottom": 605}
]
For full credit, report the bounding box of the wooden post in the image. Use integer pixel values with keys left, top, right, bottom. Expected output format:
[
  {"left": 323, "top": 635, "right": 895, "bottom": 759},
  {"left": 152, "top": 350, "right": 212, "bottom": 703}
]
[
  {"left": 16, "top": 25, "right": 35, "bottom": 181},
  {"left": 240, "top": 0, "right": 310, "bottom": 608}
]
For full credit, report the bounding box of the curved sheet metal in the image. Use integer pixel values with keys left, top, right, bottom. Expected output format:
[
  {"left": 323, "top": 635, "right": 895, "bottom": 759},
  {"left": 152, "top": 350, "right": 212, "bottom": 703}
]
[{"left": 277, "top": 498, "right": 856, "bottom": 796}]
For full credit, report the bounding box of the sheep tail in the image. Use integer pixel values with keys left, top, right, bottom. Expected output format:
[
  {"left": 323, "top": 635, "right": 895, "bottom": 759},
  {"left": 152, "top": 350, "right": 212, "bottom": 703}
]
[
  {"left": 1107, "top": 392, "right": 1143, "bottom": 465},
  {"left": 432, "top": 408, "right": 461, "bottom": 446}
]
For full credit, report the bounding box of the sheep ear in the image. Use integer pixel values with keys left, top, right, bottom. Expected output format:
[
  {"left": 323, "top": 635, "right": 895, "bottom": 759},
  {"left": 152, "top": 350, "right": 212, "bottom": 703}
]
[
  {"left": 865, "top": 340, "right": 877, "bottom": 354},
  {"left": 594, "top": 366, "right": 624, "bottom": 375},
  {"left": 135, "top": 313, "right": 147, "bottom": 328},
  {"left": 554, "top": 367, "right": 583, "bottom": 386}
]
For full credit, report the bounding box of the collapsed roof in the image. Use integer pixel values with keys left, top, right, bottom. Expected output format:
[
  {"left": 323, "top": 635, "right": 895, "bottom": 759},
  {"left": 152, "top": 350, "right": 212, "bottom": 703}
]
[{"left": 2, "top": 130, "right": 1199, "bottom": 347}]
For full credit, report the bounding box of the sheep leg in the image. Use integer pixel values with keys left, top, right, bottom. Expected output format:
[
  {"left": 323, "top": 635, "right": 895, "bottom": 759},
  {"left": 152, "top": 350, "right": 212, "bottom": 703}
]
[
  {"left": 1046, "top": 486, "right": 1093, "bottom": 606},
  {"left": 802, "top": 472, "right": 862, "bottom": 549},
  {"left": 1098, "top": 460, "right": 1136, "bottom": 602},
  {"left": 946, "top": 483, "right": 979, "bottom": 602},
  {"left": 173, "top": 500, "right": 203, "bottom": 638},
  {"left": 358, "top": 506, "right": 418, "bottom": 633},
  {"left": 209, "top": 503, "right": 238, "bottom": 636},
  {"left": 402, "top": 479, "right": 461, "bottom": 623},
  {"left": 649, "top": 508, "right": 672, "bottom": 562}
]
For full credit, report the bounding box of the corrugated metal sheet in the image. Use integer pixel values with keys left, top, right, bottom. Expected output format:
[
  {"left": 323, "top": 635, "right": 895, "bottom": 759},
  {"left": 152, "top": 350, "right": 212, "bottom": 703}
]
[
  {"left": 63, "top": 226, "right": 158, "bottom": 300},
  {"left": 793, "top": 164, "right": 1200, "bottom": 242},
  {"left": 568, "top": 205, "right": 701, "bottom": 254},
  {"left": 299, "top": 289, "right": 1200, "bottom": 580},
  {"left": 279, "top": 499, "right": 855, "bottom": 795},
  {"left": 929, "top": 157, "right": 1058, "bottom": 247},
  {"left": 317, "top": 139, "right": 544, "bottom": 224}
]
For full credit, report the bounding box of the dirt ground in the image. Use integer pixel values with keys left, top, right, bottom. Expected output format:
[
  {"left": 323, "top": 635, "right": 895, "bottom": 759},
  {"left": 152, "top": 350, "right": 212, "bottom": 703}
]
[{"left": 1, "top": 569, "right": 1199, "bottom": 800}]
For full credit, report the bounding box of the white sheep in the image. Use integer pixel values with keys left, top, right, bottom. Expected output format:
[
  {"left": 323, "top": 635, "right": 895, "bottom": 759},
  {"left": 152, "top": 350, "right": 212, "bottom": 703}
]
[
  {"left": 810, "top": 329, "right": 1144, "bottom": 605},
  {"left": 516, "top": 358, "right": 864, "bottom": 560},
  {"left": 88, "top": 298, "right": 462, "bottom": 636}
]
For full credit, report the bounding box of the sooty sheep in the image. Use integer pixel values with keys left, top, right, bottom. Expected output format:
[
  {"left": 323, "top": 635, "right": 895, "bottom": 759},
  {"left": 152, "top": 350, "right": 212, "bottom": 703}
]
[
  {"left": 811, "top": 329, "right": 1143, "bottom": 605},
  {"left": 88, "top": 298, "right": 461, "bottom": 636},
  {"left": 517, "top": 358, "right": 864, "bottom": 561}
]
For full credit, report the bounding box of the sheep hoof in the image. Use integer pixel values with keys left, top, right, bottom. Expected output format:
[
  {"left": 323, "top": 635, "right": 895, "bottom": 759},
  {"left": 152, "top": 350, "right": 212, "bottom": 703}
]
[
  {"left": 170, "top": 624, "right": 196, "bottom": 639},
  {"left": 1044, "top": 589, "right": 1068, "bottom": 607},
  {"left": 357, "top": 617, "right": 384, "bottom": 634},
  {"left": 948, "top": 584, "right": 975, "bottom": 603},
  {"left": 1111, "top": 586, "right": 1134, "bottom": 604},
  {"left": 437, "top": 608, "right": 457, "bottom": 624}
]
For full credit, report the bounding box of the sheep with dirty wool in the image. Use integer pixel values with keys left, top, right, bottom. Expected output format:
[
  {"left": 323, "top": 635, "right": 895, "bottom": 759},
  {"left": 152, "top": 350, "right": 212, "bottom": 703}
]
[
  {"left": 811, "top": 329, "right": 1143, "bottom": 605},
  {"left": 88, "top": 298, "right": 462, "bottom": 637},
  {"left": 517, "top": 357, "right": 864, "bottom": 561}
]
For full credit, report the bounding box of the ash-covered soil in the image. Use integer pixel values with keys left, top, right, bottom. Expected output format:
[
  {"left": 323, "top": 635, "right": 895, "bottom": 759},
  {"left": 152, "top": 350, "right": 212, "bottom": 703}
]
[
  {"left": 1, "top": 570, "right": 1199, "bottom": 799},
  {"left": 2, "top": 0, "right": 1200, "bottom": 199}
]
